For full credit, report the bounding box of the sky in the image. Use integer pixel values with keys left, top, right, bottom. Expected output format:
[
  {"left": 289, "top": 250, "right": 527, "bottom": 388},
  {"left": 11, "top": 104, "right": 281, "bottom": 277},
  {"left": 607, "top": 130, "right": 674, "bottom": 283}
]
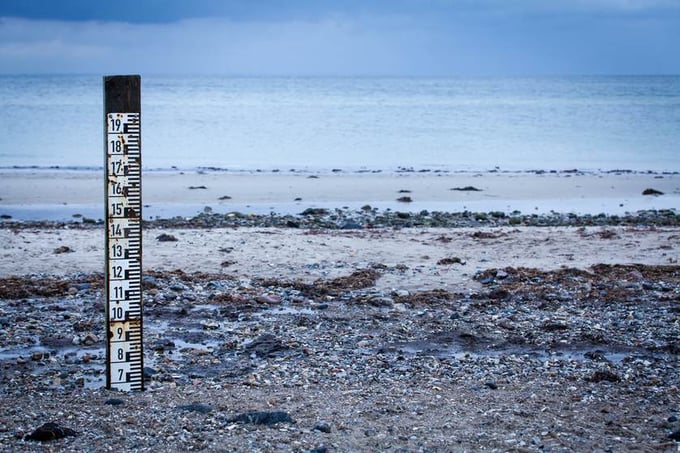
[{"left": 0, "top": 0, "right": 679, "bottom": 76}]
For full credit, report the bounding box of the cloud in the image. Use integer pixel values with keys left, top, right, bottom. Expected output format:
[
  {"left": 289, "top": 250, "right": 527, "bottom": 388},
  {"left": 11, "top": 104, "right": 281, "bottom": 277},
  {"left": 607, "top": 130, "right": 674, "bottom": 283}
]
[{"left": 0, "top": 5, "right": 678, "bottom": 76}]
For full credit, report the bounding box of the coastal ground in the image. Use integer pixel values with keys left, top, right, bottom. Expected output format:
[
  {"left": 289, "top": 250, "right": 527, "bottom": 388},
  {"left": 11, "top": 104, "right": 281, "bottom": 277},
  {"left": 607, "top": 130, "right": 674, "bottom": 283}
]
[
  {"left": 0, "top": 170, "right": 679, "bottom": 452},
  {"left": 1, "top": 169, "right": 679, "bottom": 220}
]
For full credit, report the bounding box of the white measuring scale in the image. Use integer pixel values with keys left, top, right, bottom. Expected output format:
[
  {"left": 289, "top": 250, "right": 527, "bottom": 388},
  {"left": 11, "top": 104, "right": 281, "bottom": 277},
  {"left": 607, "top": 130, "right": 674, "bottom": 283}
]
[{"left": 104, "top": 76, "right": 144, "bottom": 391}]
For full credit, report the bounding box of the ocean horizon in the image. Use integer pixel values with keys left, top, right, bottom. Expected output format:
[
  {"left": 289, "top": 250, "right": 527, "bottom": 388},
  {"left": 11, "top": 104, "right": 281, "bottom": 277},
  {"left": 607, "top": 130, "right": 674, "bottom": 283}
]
[{"left": 1, "top": 74, "right": 679, "bottom": 173}]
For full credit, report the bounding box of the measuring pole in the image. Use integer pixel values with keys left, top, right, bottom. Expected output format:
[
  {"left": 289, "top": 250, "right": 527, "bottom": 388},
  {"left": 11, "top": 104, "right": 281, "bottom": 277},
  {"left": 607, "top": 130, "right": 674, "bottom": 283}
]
[{"left": 104, "top": 75, "right": 143, "bottom": 391}]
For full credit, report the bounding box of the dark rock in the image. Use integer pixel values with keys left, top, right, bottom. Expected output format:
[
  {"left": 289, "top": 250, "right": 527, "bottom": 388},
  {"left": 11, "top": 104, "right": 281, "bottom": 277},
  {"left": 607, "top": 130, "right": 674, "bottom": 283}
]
[
  {"left": 642, "top": 188, "right": 664, "bottom": 196},
  {"left": 226, "top": 411, "right": 294, "bottom": 425},
  {"left": 487, "top": 289, "right": 509, "bottom": 300},
  {"left": 542, "top": 321, "right": 569, "bottom": 331},
  {"left": 244, "top": 333, "right": 287, "bottom": 357},
  {"left": 176, "top": 403, "right": 213, "bottom": 414},
  {"left": 484, "top": 381, "right": 498, "bottom": 390},
  {"left": 300, "top": 208, "right": 328, "bottom": 216},
  {"left": 156, "top": 233, "right": 178, "bottom": 242},
  {"left": 310, "top": 447, "right": 328, "bottom": 453},
  {"left": 450, "top": 186, "right": 482, "bottom": 191},
  {"left": 396, "top": 196, "right": 412, "bottom": 203},
  {"left": 437, "top": 257, "right": 465, "bottom": 265},
  {"left": 104, "top": 398, "right": 125, "bottom": 406},
  {"left": 25, "top": 422, "right": 77, "bottom": 441},
  {"left": 287, "top": 220, "right": 300, "bottom": 228},
  {"left": 669, "top": 430, "right": 680, "bottom": 441},
  {"left": 188, "top": 185, "right": 208, "bottom": 190},
  {"left": 218, "top": 195, "right": 232, "bottom": 200},
  {"left": 150, "top": 339, "right": 176, "bottom": 352},
  {"left": 588, "top": 370, "right": 620, "bottom": 383},
  {"left": 669, "top": 416, "right": 678, "bottom": 423},
  {"left": 313, "top": 423, "right": 332, "bottom": 433},
  {"left": 53, "top": 246, "right": 74, "bottom": 254},
  {"left": 143, "top": 367, "right": 157, "bottom": 380}
]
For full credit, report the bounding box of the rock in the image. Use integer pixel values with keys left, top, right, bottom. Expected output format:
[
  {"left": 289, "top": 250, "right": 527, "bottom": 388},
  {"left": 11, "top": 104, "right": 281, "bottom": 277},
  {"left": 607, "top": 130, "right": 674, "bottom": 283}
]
[
  {"left": 150, "top": 339, "right": 176, "bottom": 352},
  {"left": 313, "top": 423, "right": 332, "bottom": 433},
  {"left": 396, "top": 196, "right": 412, "bottom": 203},
  {"left": 218, "top": 195, "right": 232, "bottom": 200},
  {"left": 642, "top": 188, "right": 664, "bottom": 196},
  {"left": 104, "top": 398, "right": 125, "bottom": 406},
  {"left": 588, "top": 370, "right": 620, "bottom": 383},
  {"left": 156, "top": 233, "right": 178, "bottom": 242},
  {"left": 450, "top": 186, "right": 482, "bottom": 191},
  {"left": 81, "top": 332, "right": 99, "bottom": 345},
  {"left": 201, "top": 320, "right": 220, "bottom": 330},
  {"left": 669, "top": 430, "right": 680, "bottom": 441},
  {"left": 256, "top": 295, "right": 281, "bottom": 305},
  {"left": 53, "top": 246, "right": 74, "bottom": 254},
  {"left": 176, "top": 403, "right": 213, "bottom": 414},
  {"left": 188, "top": 185, "right": 208, "bottom": 190},
  {"left": 437, "top": 257, "right": 465, "bottom": 265},
  {"left": 244, "top": 334, "right": 287, "bottom": 357},
  {"left": 226, "top": 411, "right": 294, "bottom": 426},
  {"left": 143, "top": 367, "right": 158, "bottom": 380},
  {"left": 25, "top": 422, "right": 76, "bottom": 441},
  {"left": 484, "top": 381, "right": 498, "bottom": 390},
  {"left": 300, "top": 208, "right": 328, "bottom": 216}
]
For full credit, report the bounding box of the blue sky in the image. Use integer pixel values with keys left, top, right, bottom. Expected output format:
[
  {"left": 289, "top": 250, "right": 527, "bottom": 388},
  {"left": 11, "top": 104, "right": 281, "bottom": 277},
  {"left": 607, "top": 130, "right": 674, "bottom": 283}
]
[{"left": 0, "top": 0, "right": 679, "bottom": 75}]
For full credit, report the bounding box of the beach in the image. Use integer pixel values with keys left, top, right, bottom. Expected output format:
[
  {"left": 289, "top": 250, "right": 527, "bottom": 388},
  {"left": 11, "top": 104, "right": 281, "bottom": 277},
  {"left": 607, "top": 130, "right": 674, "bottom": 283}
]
[
  {"left": 1, "top": 169, "right": 679, "bottom": 220},
  {"left": 1, "top": 170, "right": 679, "bottom": 451}
]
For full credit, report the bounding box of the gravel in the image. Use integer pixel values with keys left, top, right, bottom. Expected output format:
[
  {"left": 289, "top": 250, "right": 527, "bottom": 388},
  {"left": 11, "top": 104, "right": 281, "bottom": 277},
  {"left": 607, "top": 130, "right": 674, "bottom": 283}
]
[{"left": 1, "top": 261, "right": 679, "bottom": 451}]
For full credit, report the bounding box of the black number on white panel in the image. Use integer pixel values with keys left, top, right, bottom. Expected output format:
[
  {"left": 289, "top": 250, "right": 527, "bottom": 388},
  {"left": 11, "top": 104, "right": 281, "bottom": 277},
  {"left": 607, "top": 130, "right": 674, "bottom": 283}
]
[
  {"left": 112, "top": 306, "right": 124, "bottom": 320},
  {"left": 110, "top": 118, "right": 122, "bottom": 132}
]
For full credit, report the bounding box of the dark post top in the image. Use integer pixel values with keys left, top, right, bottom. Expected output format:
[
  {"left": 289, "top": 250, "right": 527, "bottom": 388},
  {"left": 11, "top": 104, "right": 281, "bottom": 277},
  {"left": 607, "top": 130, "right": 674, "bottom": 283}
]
[{"left": 104, "top": 75, "right": 141, "bottom": 113}]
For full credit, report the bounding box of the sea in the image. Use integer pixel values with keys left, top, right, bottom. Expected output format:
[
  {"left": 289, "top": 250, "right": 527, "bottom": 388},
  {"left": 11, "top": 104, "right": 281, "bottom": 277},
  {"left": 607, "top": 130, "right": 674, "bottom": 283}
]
[{"left": 1, "top": 75, "right": 679, "bottom": 174}]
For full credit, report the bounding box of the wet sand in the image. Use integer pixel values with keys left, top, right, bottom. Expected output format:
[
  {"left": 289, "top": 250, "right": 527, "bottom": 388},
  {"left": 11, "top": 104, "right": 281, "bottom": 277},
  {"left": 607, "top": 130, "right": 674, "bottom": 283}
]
[{"left": 1, "top": 169, "right": 679, "bottom": 220}]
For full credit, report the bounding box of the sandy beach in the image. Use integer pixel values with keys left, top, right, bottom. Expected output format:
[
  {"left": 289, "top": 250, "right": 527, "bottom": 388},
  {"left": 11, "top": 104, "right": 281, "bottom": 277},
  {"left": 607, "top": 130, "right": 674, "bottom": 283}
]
[
  {"left": 1, "top": 169, "right": 679, "bottom": 220},
  {"left": 1, "top": 170, "right": 679, "bottom": 451}
]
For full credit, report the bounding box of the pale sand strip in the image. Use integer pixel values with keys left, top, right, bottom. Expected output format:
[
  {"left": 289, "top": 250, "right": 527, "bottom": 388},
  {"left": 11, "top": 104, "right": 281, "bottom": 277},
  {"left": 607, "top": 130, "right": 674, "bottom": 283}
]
[
  {"left": 1, "top": 171, "right": 679, "bottom": 215},
  {"left": 1, "top": 226, "right": 677, "bottom": 291}
]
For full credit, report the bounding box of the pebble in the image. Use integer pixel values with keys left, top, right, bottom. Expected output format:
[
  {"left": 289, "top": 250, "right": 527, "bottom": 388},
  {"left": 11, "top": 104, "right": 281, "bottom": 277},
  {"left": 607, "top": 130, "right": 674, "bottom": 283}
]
[{"left": 0, "top": 258, "right": 678, "bottom": 451}]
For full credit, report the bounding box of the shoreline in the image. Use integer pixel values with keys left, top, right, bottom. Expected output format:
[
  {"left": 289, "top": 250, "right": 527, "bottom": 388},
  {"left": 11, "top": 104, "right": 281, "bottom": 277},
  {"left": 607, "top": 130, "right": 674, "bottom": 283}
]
[{"left": 1, "top": 169, "right": 679, "bottom": 221}]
